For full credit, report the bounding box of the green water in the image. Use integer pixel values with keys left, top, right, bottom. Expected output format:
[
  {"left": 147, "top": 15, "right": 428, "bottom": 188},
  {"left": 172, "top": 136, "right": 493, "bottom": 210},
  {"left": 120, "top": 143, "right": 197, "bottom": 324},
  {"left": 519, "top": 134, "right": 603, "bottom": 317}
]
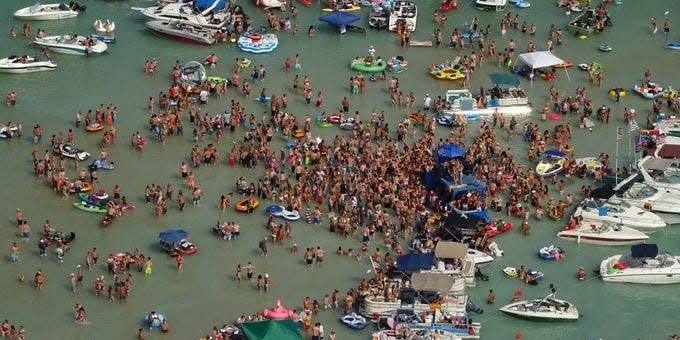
[{"left": 0, "top": 0, "right": 679, "bottom": 339}]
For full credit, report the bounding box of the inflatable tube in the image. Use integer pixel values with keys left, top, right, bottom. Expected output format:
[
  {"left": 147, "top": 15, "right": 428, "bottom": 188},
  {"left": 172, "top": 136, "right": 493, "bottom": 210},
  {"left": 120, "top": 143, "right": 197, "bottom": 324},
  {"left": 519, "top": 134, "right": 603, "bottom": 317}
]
[
  {"left": 538, "top": 245, "right": 564, "bottom": 260},
  {"left": 608, "top": 88, "right": 626, "bottom": 97},
  {"left": 85, "top": 124, "right": 104, "bottom": 132},
  {"left": 292, "top": 129, "right": 305, "bottom": 138},
  {"left": 315, "top": 115, "right": 333, "bottom": 128},
  {"left": 235, "top": 198, "right": 259, "bottom": 212},
  {"left": 430, "top": 63, "right": 465, "bottom": 80},
  {"left": 599, "top": 44, "right": 613, "bottom": 52},
  {"left": 502, "top": 266, "right": 518, "bottom": 278},
  {"left": 144, "top": 313, "right": 166, "bottom": 329},
  {"left": 262, "top": 300, "right": 294, "bottom": 320},
  {"left": 340, "top": 313, "right": 367, "bottom": 330},
  {"left": 549, "top": 112, "right": 561, "bottom": 121}
]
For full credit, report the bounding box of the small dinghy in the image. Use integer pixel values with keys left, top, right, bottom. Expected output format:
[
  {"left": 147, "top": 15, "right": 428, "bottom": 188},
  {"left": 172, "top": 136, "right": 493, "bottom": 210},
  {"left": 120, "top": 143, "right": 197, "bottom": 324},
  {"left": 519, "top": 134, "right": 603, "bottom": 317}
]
[{"left": 499, "top": 284, "right": 579, "bottom": 321}]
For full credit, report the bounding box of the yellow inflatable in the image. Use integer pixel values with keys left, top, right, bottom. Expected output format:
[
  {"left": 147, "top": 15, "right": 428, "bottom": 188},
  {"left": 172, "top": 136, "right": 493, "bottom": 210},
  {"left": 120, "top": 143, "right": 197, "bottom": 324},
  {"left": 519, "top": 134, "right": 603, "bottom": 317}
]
[
  {"left": 608, "top": 88, "right": 626, "bottom": 97},
  {"left": 429, "top": 63, "right": 465, "bottom": 81}
]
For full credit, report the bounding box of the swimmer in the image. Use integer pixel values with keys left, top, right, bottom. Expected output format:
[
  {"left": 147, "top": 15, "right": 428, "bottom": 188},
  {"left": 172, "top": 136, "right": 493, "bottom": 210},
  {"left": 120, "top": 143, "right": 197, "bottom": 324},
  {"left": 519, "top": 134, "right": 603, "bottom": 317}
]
[{"left": 577, "top": 267, "right": 586, "bottom": 281}]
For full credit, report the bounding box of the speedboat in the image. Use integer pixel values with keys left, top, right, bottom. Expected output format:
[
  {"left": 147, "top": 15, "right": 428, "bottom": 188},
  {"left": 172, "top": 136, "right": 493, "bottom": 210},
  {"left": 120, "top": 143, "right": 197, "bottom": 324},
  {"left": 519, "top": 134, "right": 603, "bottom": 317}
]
[
  {"left": 638, "top": 155, "right": 680, "bottom": 192},
  {"left": 264, "top": 205, "right": 300, "bottom": 221},
  {"left": 14, "top": 3, "right": 79, "bottom": 20},
  {"left": 612, "top": 182, "right": 680, "bottom": 214},
  {"left": 34, "top": 34, "right": 108, "bottom": 56},
  {"left": 53, "top": 144, "right": 91, "bottom": 161},
  {"left": 600, "top": 244, "right": 680, "bottom": 284},
  {"left": 499, "top": 286, "right": 579, "bottom": 321},
  {"left": 146, "top": 20, "right": 218, "bottom": 45},
  {"left": 0, "top": 55, "right": 57, "bottom": 74},
  {"left": 132, "top": 1, "right": 235, "bottom": 29},
  {"left": 572, "top": 198, "right": 666, "bottom": 233},
  {"left": 557, "top": 220, "right": 649, "bottom": 246},
  {"left": 388, "top": 1, "right": 417, "bottom": 32}
]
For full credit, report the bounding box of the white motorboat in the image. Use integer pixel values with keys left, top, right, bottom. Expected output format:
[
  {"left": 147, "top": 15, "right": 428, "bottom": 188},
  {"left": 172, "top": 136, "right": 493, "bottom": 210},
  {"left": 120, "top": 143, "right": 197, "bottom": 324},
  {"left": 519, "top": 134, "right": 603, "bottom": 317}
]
[
  {"left": 638, "top": 156, "right": 680, "bottom": 192},
  {"left": 93, "top": 19, "right": 116, "bottom": 33},
  {"left": 132, "top": 1, "right": 232, "bottom": 29},
  {"left": 573, "top": 198, "right": 666, "bottom": 232},
  {"left": 14, "top": 3, "right": 78, "bottom": 20},
  {"left": 612, "top": 182, "right": 680, "bottom": 214},
  {"left": 146, "top": 20, "right": 218, "bottom": 45},
  {"left": 557, "top": 220, "right": 649, "bottom": 246},
  {"left": 372, "top": 328, "right": 463, "bottom": 340},
  {"left": 388, "top": 1, "right": 417, "bottom": 32},
  {"left": 0, "top": 55, "right": 57, "bottom": 74},
  {"left": 499, "top": 288, "right": 579, "bottom": 321},
  {"left": 600, "top": 244, "right": 680, "bottom": 284},
  {"left": 466, "top": 248, "right": 494, "bottom": 266},
  {"left": 34, "top": 34, "right": 108, "bottom": 56},
  {"left": 475, "top": 0, "right": 507, "bottom": 11},
  {"left": 439, "top": 88, "right": 532, "bottom": 119}
]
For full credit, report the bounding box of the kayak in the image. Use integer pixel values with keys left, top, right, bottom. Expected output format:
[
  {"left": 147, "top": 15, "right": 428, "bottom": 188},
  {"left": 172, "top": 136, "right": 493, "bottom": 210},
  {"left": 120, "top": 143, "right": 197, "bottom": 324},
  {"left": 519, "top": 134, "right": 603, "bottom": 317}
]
[{"left": 73, "top": 201, "right": 108, "bottom": 214}]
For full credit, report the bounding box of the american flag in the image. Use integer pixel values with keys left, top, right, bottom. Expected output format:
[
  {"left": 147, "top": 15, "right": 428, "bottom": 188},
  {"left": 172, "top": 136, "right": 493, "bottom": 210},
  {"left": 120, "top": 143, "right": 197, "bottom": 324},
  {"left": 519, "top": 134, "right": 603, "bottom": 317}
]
[
  {"left": 629, "top": 119, "right": 639, "bottom": 132},
  {"left": 616, "top": 127, "right": 624, "bottom": 141}
]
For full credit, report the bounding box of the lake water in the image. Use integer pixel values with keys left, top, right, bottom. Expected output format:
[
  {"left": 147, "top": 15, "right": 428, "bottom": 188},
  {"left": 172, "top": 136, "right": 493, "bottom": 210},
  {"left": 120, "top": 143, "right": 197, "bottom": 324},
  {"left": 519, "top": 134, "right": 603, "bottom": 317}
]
[{"left": 0, "top": 0, "right": 679, "bottom": 339}]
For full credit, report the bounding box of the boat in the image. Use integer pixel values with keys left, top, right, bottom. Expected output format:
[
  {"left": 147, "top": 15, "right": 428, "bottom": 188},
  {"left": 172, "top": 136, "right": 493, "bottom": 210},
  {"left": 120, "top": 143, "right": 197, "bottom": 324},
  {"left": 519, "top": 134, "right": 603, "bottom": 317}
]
[
  {"left": 235, "top": 198, "right": 260, "bottom": 212},
  {"left": 388, "top": 1, "right": 417, "bottom": 32},
  {"left": 664, "top": 42, "right": 680, "bottom": 50},
  {"left": 613, "top": 182, "right": 680, "bottom": 214},
  {"left": 638, "top": 156, "right": 680, "bottom": 192},
  {"left": 538, "top": 245, "right": 564, "bottom": 260},
  {"left": 572, "top": 198, "right": 666, "bottom": 233},
  {"left": 260, "top": 0, "right": 286, "bottom": 9},
  {"left": 372, "top": 328, "right": 464, "bottom": 340},
  {"left": 262, "top": 300, "right": 294, "bottom": 320},
  {"left": 599, "top": 44, "right": 613, "bottom": 52},
  {"left": 237, "top": 33, "right": 278, "bottom": 53},
  {"left": 439, "top": 87, "right": 532, "bottom": 117},
  {"left": 535, "top": 158, "right": 565, "bottom": 177},
  {"left": 368, "top": 5, "right": 389, "bottom": 29},
  {"left": 73, "top": 201, "right": 108, "bottom": 214},
  {"left": 264, "top": 205, "right": 300, "bottom": 221},
  {"left": 146, "top": 20, "right": 218, "bottom": 45},
  {"left": 499, "top": 286, "right": 579, "bottom": 321},
  {"left": 14, "top": 3, "right": 79, "bottom": 20},
  {"left": 600, "top": 244, "right": 680, "bottom": 284},
  {"left": 633, "top": 82, "right": 665, "bottom": 99},
  {"left": 474, "top": 220, "right": 512, "bottom": 239},
  {"left": 53, "top": 144, "right": 91, "bottom": 161},
  {"left": 78, "top": 192, "right": 108, "bottom": 207},
  {"left": 475, "top": 0, "right": 507, "bottom": 11},
  {"left": 557, "top": 220, "right": 649, "bottom": 245},
  {"left": 401, "top": 309, "right": 481, "bottom": 338},
  {"left": 387, "top": 56, "right": 408, "bottom": 73},
  {"left": 34, "top": 34, "right": 108, "bottom": 56},
  {"left": 339, "top": 313, "right": 367, "bottom": 330},
  {"left": 91, "top": 158, "right": 115, "bottom": 170},
  {"left": 132, "top": 1, "right": 236, "bottom": 29},
  {"left": 159, "top": 229, "right": 198, "bottom": 255},
  {"left": 466, "top": 248, "right": 494, "bottom": 266},
  {"left": 144, "top": 312, "right": 166, "bottom": 329},
  {"left": 430, "top": 63, "right": 466, "bottom": 81},
  {"left": 351, "top": 57, "right": 387, "bottom": 73},
  {"left": 93, "top": 19, "right": 116, "bottom": 33},
  {"left": 0, "top": 55, "right": 57, "bottom": 74}
]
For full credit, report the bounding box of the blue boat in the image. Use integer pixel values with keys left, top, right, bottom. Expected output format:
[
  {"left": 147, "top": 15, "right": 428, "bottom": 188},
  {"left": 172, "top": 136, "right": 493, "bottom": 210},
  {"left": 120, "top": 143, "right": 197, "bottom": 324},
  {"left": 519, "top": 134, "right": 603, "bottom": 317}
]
[{"left": 664, "top": 42, "right": 680, "bottom": 50}]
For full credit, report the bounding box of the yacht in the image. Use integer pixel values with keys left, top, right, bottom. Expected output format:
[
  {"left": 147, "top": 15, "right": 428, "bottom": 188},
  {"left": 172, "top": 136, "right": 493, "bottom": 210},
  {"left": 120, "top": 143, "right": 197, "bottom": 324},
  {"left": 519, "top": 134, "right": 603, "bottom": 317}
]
[
  {"left": 573, "top": 198, "right": 666, "bottom": 233},
  {"left": 132, "top": 1, "right": 231, "bottom": 29},
  {"left": 600, "top": 244, "right": 680, "bottom": 284},
  {"left": 557, "top": 220, "right": 649, "bottom": 246},
  {"left": 612, "top": 182, "right": 680, "bottom": 214},
  {"left": 388, "top": 1, "right": 417, "bottom": 32}
]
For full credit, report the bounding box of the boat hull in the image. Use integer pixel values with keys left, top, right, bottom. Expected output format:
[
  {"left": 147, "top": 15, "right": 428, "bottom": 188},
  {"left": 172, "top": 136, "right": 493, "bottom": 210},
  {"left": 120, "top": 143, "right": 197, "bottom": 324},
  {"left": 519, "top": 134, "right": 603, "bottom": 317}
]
[
  {"left": 149, "top": 29, "right": 214, "bottom": 45},
  {"left": 0, "top": 58, "right": 57, "bottom": 74},
  {"left": 499, "top": 309, "right": 579, "bottom": 321},
  {"left": 557, "top": 233, "right": 648, "bottom": 246}
]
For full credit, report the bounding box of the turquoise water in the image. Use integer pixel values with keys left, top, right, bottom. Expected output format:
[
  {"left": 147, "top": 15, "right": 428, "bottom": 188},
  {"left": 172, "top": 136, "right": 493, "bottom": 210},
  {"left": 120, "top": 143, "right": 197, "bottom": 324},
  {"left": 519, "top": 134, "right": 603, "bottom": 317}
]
[{"left": 0, "top": 0, "right": 679, "bottom": 339}]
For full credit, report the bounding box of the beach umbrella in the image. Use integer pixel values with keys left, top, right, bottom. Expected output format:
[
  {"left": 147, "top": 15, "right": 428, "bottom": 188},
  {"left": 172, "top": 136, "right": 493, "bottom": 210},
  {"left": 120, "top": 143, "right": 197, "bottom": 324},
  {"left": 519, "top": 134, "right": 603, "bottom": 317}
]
[
  {"left": 159, "top": 229, "right": 189, "bottom": 244},
  {"left": 319, "top": 11, "right": 360, "bottom": 31},
  {"left": 437, "top": 143, "right": 465, "bottom": 164}
]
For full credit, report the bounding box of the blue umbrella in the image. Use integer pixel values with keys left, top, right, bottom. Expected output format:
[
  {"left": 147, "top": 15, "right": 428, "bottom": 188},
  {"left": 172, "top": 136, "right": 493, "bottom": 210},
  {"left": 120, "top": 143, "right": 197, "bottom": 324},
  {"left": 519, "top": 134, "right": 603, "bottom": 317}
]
[
  {"left": 159, "top": 229, "right": 188, "bottom": 244},
  {"left": 319, "top": 11, "right": 360, "bottom": 29},
  {"left": 437, "top": 143, "right": 465, "bottom": 164}
]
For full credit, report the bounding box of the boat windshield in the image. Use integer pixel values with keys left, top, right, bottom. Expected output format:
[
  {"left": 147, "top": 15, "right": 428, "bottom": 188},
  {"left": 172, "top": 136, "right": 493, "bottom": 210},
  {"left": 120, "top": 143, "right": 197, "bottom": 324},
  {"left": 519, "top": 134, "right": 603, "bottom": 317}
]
[
  {"left": 658, "top": 167, "right": 680, "bottom": 184},
  {"left": 625, "top": 184, "right": 657, "bottom": 199}
]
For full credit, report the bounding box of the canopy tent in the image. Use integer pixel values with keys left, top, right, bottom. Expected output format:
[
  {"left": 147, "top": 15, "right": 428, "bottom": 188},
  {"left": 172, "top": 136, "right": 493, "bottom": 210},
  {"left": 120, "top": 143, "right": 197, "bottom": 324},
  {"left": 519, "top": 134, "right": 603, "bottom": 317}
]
[
  {"left": 319, "top": 11, "right": 360, "bottom": 32},
  {"left": 240, "top": 320, "right": 302, "bottom": 340},
  {"left": 437, "top": 144, "right": 465, "bottom": 164},
  {"left": 396, "top": 253, "right": 435, "bottom": 272},
  {"left": 434, "top": 242, "right": 468, "bottom": 259},
  {"left": 489, "top": 72, "right": 520, "bottom": 86},
  {"left": 159, "top": 229, "right": 188, "bottom": 245},
  {"left": 517, "top": 51, "right": 565, "bottom": 69},
  {"left": 410, "top": 272, "right": 457, "bottom": 292},
  {"left": 440, "top": 176, "right": 486, "bottom": 199}
]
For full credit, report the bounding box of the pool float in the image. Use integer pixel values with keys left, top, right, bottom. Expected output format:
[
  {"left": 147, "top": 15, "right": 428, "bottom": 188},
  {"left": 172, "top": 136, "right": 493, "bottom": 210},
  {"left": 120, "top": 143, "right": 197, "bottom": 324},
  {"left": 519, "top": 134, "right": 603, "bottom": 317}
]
[
  {"left": 315, "top": 115, "right": 333, "bottom": 128},
  {"left": 350, "top": 58, "right": 387, "bottom": 73},
  {"left": 235, "top": 198, "right": 260, "bottom": 212},
  {"left": 292, "top": 129, "right": 305, "bottom": 138},
  {"left": 298, "top": 0, "right": 312, "bottom": 6},
  {"left": 436, "top": 114, "right": 455, "bottom": 126},
  {"left": 409, "top": 40, "right": 432, "bottom": 47},
  {"left": 93, "top": 189, "right": 109, "bottom": 201},
  {"left": 262, "top": 300, "right": 295, "bottom": 320},
  {"left": 207, "top": 76, "right": 229, "bottom": 85},
  {"left": 475, "top": 220, "right": 513, "bottom": 239},
  {"left": 440, "top": 0, "right": 457, "bottom": 12},
  {"left": 549, "top": 112, "right": 561, "bottom": 121},
  {"left": 407, "top": 112, "right": 427, "bottom": 124},
  {"left": 144, "top": 312, "right": 166, "bottom": 329},
  {"left": 340, "top": 118, "right": 357, "bottom": 130},
  {"left": 93, "top": 19, "right": 116, "bottom": 33},
  {"left": 340, "top": 313, "right": 367, "bottom": 330},
  {"left": 598, "top": 44, "right": 613, "bottom": 52},
  {"left": 265, "top": 205, "right": 301, "bottom": 221},
  {"left": 326, "top": 112, "right": 342, "bottom": 124},
  {"left": 256, "top": 96, "right": 271, "bottom": 105},
  {"left": 515, "top": 0, "right": 530, "bottom": 8},
  {"left": 664, "top": 42, "right": 680, "bottom": 50},
  {"left": 562, "top": 144, "right": 574, "bottom": 154},
  {"left": 91, "top": 35, "right": 116, "bottom": 44},
  {"left": 535, "top": 158, "right": 564, "bottom": 177},
  {"left": 68, "top": 182, "right": 93, "bottom": 193},
  {"left": 538, "top": 245, "right": 564, "bottom": 260},
  {"left": 91, "top": 158, "right": 115, "bottom": 170},
  {"left": 634, "top": 82, "right": 665, "bottom": 99},
  {"left": 85, "top": 123, "right": 104, "bottom": 132},
  {"left": 387, "top": 56, "right": 408, "bottom": 73},
  {"left": 554, "top": 59, "right": 573, "bottom": 68},
  {"left": 527, "top": 269, "right": 544, "bottom": 281},
  {"left": 430, "top": 63, "right": 465, "bottom": 80},
  {"left": 237, "top": 33, "right": 278, "bottom": 54},
  {"left": 608, "top": 88, "right": 626, "bottom": 97},
  {"left": 73, "top": 201, "right": 108, "bottom": 214},
  {"left": 502, "top": 266, "right": 518, "bottom": 278}
]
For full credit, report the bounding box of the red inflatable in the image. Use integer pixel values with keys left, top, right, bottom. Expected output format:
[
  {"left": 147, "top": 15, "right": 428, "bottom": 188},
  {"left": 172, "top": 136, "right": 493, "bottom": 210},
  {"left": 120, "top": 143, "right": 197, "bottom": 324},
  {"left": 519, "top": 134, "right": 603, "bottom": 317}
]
[
  {"left": 475, "top": 220, "right": 513, "bottom": 239},
  {"left": 441, "top": 0, "right": 458, "bottom": 12}
]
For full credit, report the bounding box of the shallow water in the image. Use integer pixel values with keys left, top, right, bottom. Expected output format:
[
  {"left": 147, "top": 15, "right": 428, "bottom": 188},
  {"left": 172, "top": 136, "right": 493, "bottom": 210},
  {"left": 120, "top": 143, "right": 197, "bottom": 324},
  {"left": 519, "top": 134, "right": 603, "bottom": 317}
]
[{"left": 0, "top": 0, "right": 679, "bottom": 339}]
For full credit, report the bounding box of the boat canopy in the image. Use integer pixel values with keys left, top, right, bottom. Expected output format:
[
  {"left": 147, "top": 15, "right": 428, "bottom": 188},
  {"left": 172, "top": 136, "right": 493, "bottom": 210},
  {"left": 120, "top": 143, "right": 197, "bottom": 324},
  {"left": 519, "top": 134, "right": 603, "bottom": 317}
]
[
  {"left": 434, "top": 242, "right": 468, "bottom": 259},
  {"left": 319, "top": 11, "right": 360, "bottom": 29},
  {"left": 396, "top": 253, "right": 435, "bottom": 272},
  {"left": 631, "top": 244, "right": 658, "bottom": 258},
  {"left": 437, "top": 143, "right": 465, "bottom": 164},
  {"left": 640, "top": 156, "right": 676, "bottom": 171},
  {"left": 410, "top": 272, "right": 457, "bottom": 292},
  {"left": 194, "top": 0, "right": 227, "bottom": 12}
]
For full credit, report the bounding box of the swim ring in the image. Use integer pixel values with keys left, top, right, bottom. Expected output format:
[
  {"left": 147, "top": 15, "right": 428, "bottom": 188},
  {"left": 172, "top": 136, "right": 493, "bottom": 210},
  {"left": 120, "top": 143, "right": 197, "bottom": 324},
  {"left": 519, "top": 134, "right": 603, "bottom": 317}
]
[{"left": 235, "top": 198, "right": 260, "bottom": 212}]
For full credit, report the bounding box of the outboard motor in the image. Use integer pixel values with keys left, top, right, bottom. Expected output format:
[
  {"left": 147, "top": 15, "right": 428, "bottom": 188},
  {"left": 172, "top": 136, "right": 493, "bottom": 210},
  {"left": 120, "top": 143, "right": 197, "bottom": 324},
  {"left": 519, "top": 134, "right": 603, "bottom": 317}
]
[{"left": 466, "top": 300, "right": 483, "bottom": 314}]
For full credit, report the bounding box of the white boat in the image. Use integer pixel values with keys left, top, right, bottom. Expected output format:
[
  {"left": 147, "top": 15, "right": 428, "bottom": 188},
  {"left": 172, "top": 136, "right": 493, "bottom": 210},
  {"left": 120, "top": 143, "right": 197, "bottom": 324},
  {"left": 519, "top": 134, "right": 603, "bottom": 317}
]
[
  {"left": 638, "top": 156, "right": 680, "bottom": 192},
  {"left": 361, "top": 273, "right": 468, "bottom": 317},
  {"left": 475, "top": 0, "right": 507, "bottom": 11},
  {"left": 612, "top": 182, "right": 680, "bottom": 214},
  {"left": 600, "top": 244, "right": 680, "bottom": 284},
  {"left": 132, "top": 1, "right": 231, "bottom": 29},
  {"left": 573, "top": 198, "right": 666, "bottom": 233},
  {"left": 388, "top": 1, "right": 417, "bottom": 32},
  {"left": 34, "top": 34, "right": 108, "bottom": 56},
  {"left": 372, "top": 328, "right": 463, "bottom": 340},
  {"left": 439, "top": 88, "right": 531, "bottom": 119},
  {"left": 14, "top": 3, "right": 78, "bottom": 20},
  {"left": 466, "top": 248, "right": 494, "bottom": 266},
  {"left": 146, "top": 20, "right": 218, "bottom": 45},
  {"left": 557, "top": 220, "right": 649, "bottom": 246},
  {"left": 93, "top": 19, "right": 116, "bottom": 33},
  {"left": 499, "top": 288, "right": 579, "bottom": 321},
  {"left": 0, "top": 55, "right": 57, "bottom": 74}
]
